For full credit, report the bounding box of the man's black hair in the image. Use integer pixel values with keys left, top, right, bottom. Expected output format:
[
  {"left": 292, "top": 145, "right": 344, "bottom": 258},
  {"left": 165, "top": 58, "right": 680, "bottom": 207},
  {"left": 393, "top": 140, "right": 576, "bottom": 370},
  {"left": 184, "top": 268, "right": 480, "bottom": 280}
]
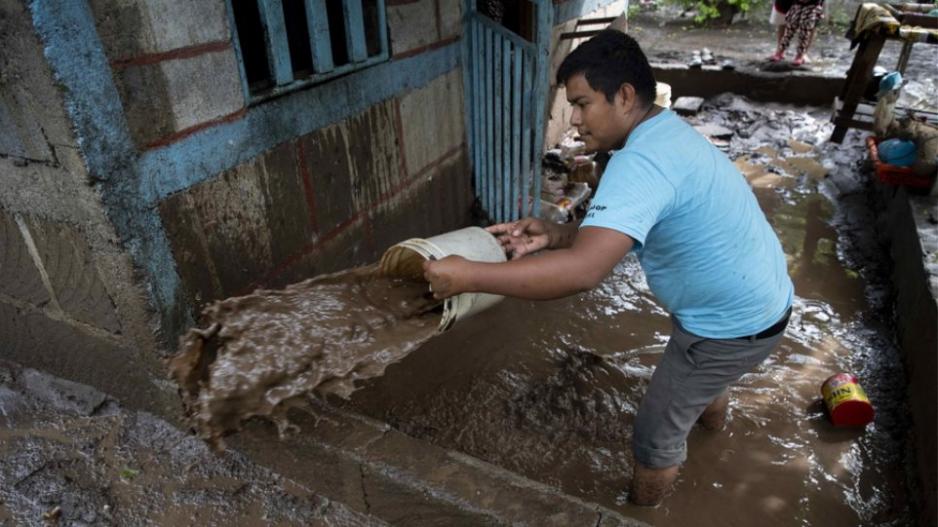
[{"left": 556, "top": 30, "right": 656, "bottom": 107}]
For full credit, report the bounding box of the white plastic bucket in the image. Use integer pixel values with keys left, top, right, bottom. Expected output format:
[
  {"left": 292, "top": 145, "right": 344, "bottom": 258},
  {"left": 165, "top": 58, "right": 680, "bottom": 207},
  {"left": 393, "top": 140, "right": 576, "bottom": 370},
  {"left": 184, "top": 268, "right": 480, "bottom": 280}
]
[
  {"left": 655, "top": 82, "right": 672, "bottom": 108},
  {"left": 379, "top": 226, "right": 506, "bottom": 332}
]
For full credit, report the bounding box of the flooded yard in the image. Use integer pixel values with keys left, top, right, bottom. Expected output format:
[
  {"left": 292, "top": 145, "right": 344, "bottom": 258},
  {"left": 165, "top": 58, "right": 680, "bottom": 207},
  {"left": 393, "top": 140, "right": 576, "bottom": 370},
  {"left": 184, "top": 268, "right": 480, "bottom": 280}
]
[
  {"left": 0, "top": 98, "right": 920, "bottom": 526},
  {"left": 342, "top": 98, "right": 915, "bottom": 526}
]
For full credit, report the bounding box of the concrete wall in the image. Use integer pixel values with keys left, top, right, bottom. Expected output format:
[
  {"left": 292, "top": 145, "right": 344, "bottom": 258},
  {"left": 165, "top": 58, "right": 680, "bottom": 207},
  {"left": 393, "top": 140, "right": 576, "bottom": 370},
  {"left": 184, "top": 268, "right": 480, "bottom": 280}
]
[
  {"left": 1, "top": 0, "right": 471, "bottom": 415},
  {"left": 651, "top": 63, "right": 844, "bottom": 107},
  {"left": 0, "top": 0, "right": 177, "bottom": 416},
  {"left": 878, "top": 186, "right": 938, "bottom": 527},
  {"left": 545, "top": 1, "right": 629, "bottom": 149}
]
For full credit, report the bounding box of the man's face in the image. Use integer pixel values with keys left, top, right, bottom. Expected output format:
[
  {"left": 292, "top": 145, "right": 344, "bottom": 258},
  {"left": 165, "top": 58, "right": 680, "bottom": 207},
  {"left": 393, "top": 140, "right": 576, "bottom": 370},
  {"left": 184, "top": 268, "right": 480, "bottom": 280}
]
[{"left": 565, "top": 73, "right": 630, "bottom": 153}]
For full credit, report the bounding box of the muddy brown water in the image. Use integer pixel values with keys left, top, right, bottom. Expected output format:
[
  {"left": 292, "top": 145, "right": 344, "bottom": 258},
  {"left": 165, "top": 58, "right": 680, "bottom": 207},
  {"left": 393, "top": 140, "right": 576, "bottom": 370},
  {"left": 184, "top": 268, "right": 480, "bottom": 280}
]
[
  {"left": 337, "top": 103, "right": 913, "bottom": 525},
  {"left": 169, "top": 267, "right": 440, "bottom": 447}
]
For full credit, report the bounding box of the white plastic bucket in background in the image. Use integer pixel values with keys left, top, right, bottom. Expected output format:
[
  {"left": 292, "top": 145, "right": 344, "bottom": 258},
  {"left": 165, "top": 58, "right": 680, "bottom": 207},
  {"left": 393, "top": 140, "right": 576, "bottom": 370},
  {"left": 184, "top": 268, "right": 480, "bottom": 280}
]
[
  {"left": 655, "top": 82, "right": 672, "bottom": 108},
  {"left": 379, "top": 226, "right": 506, "bottom": 332}
]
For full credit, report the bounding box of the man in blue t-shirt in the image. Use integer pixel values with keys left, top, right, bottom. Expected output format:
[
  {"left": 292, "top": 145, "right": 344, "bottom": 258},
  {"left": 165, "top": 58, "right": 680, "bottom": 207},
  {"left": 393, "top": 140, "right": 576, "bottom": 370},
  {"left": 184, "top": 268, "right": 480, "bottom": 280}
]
[{"left": 422, "top": 30, "right": 793, "bottom": 506}]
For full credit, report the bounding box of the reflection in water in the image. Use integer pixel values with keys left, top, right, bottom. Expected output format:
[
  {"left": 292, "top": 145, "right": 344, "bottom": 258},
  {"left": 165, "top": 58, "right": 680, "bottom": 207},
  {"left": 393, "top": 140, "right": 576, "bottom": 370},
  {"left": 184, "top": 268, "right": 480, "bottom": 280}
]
[{"left": 344, "top": 101, "right": 912, "bottom": 526}]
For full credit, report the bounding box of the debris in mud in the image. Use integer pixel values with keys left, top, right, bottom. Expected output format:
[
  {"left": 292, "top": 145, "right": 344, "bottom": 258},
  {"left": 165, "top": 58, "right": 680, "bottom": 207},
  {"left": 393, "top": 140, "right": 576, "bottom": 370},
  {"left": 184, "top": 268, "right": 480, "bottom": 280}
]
[
  {"left": 509, "top": 349, "right": 631, "bottom": 443},
  {"left": 169, "top": 265, "right": 439, "bottom": 448},
  {"left": 41, "top": 506, "right": 61, "bottom": 525},
  {"left": 0, "top": 361, "right": 382, "bottom": 526},
  {"left": 672, "top": 96, "right": 705, "bottom": 115}
]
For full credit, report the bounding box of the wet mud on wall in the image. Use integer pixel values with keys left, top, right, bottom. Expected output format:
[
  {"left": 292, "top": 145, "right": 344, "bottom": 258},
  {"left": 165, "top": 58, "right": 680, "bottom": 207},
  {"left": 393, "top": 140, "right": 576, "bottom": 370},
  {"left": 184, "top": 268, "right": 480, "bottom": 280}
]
[{"left": 22, "top": 0, "right": 469, "bottom": 350}]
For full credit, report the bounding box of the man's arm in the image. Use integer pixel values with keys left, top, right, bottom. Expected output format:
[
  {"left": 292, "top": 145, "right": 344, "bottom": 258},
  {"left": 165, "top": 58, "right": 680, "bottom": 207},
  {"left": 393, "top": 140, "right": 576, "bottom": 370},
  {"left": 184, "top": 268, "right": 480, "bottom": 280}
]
[
  {"left": 550, "top": 220, "right": 581, "bottom": 249},
  {"left": 423, "top": 226, "right": 634, "bottom": 300},
  {"left": 486, "top": 218, "right": 581, "bottom": 259}
]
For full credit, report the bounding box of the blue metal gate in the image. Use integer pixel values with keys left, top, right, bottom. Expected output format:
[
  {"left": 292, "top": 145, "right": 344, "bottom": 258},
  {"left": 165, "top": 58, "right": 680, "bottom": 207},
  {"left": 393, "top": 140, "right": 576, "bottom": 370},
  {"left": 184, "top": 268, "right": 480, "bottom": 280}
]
[{"left": 463, "top": 2, "right": 552, "bottom": 223}]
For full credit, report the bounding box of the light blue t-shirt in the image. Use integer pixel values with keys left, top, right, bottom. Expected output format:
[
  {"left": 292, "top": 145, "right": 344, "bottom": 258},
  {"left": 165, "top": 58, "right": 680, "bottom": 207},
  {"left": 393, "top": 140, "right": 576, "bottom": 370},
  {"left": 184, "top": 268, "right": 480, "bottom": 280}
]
[{"left": 580, "top": 109, "right": 793, "bottom": 339}]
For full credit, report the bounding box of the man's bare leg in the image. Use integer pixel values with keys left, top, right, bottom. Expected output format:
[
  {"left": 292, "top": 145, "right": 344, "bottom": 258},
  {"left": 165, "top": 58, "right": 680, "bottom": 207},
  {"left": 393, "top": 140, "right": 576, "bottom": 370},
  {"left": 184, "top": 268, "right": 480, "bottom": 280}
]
[
  {"left": 630, "top": 463, "right": 680, "bottom": 506},
  {"left": 697, "top": 390, "right": 730, "bottom": 430}
]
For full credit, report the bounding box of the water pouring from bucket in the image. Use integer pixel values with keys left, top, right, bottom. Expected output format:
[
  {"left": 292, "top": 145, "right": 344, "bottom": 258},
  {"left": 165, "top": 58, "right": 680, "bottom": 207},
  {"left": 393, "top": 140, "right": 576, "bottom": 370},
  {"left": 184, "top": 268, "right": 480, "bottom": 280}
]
[{"left": 379, "top": 226, "right": 507, "bottom": 332}]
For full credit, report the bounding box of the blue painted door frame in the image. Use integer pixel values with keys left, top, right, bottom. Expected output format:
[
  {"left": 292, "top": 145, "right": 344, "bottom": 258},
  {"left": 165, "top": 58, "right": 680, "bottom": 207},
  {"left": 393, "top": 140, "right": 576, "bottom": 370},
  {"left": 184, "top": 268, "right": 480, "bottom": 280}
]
[{"left": 462, "top": 1, "right": 552, "bottom": 223}]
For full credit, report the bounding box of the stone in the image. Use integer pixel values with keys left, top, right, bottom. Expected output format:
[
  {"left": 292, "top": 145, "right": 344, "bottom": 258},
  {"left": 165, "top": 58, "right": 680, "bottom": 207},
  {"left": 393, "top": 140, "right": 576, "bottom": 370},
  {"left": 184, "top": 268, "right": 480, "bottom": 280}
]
[
  {"left": 115, "top": 49, "right": 244, "bottom": 148},
  {"left": 387, "top": 1, "right": 440, "bottom": 57},
  {"left": 693, "top": 123, "right": 735, "bottom": 140},
  {"left": 0, "top": 209, "right": 50, "bottom": 306},
  {"left": 89, "top": 0, "right": 229, "bottom": 61},
  {"left": 22, "top": 216, "right": 121, "bottom": 333},
  {"left": 233, "top": 420, "right": 372, "bottom": 514},
  {"left": 0, "top": 0, "right": 72, "bottom": 163},
  {"left": 672, "top": 96, "right": 705, "bottom": 115},
  {"left": 438, "top": 0, "right": 463, "bottom": 40},
  {"left": 17, "top": 368, "right": 108, "bottom": 416},
  {"left": 398, "top": 69, "right": 465, "bottom": 176},
  {"left": 0, "top": 301, "right": 176, "bottom": 417}
]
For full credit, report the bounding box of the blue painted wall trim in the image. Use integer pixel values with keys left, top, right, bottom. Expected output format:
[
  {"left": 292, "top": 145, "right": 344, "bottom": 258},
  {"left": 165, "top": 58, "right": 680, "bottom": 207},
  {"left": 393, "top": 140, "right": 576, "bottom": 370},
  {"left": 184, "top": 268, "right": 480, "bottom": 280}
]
[
  {"left": 28, "top": 0, "right": 461, "bottom": 347},
  {"left": 29, "top": 0, "right": 187, "bottom": 341},
  {"left": 554, "top": 0, "right": 624, "bottom": 25},
  {"left": 139, "top": 42, "right": 459, "bottom": 205}
]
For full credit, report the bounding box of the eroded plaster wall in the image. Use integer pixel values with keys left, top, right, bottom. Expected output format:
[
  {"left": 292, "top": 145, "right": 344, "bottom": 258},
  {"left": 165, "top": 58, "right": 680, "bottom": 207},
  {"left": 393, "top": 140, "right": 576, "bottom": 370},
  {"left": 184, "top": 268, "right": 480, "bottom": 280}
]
[{"left": 0, "top": 0, "right": 177, "bottom": 415}]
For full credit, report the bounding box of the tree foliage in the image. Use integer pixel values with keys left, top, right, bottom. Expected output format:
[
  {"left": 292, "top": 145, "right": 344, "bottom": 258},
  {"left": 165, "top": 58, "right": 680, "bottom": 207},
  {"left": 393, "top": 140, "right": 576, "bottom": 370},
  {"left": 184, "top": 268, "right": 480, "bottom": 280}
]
[{"left": 666, "top": 0, "right": 765, "bottom": 24}]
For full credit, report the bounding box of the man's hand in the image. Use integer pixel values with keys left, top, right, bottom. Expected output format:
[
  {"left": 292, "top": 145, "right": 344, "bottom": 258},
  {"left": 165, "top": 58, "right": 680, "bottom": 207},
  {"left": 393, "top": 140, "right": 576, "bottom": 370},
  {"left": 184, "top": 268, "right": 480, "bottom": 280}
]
[
  {"left": 422, "top": 256, "right": 473, "bottom": 299},
  {"left": 485, "top": 218, "right": 554, "bottom": 260}
]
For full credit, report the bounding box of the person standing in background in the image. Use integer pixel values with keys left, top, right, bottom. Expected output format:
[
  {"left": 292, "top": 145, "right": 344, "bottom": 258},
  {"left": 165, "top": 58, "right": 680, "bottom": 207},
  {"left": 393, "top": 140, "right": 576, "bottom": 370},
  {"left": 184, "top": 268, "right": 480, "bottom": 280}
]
[
  {"left": 768, "top": 0, "right": 793, "bottom": 55},
  {"left": 770, "top": 0, "right": 825, "bottom": 65}
]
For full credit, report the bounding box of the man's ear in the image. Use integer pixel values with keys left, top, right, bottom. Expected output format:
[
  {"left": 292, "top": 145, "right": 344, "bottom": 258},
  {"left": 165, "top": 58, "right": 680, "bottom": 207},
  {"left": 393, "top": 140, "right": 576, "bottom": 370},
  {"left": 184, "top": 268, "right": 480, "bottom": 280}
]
[{"left": 616, "top": 83, "right": 638, "bottom": 113}]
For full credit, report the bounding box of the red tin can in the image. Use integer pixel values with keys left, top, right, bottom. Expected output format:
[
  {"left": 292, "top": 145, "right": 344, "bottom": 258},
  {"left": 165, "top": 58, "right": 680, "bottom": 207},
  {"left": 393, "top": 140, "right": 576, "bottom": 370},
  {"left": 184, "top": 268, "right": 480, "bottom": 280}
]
[{"left": 821, "top": 373, "right": 875, "bottom": 427}]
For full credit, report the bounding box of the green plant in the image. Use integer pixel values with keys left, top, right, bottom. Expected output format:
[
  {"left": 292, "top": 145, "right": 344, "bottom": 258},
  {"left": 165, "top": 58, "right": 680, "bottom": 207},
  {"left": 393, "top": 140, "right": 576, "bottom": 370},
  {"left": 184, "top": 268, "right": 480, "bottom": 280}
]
[{"left": 666, "top": 0, "right": 766, "bottom": 23}]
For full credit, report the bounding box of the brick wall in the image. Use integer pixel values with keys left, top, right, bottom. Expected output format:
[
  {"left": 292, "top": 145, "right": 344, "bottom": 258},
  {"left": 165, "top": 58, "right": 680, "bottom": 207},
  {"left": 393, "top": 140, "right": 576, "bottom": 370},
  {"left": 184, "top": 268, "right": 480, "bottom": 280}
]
[
  {"left": 158, "top": 69, "right": 470, "bottom": 309},
  {"left": 96, "top": 0, "right": 475, "bottom": 319},
  {"left": 88, "top": 0, "right": 244, "bottom": 148}
]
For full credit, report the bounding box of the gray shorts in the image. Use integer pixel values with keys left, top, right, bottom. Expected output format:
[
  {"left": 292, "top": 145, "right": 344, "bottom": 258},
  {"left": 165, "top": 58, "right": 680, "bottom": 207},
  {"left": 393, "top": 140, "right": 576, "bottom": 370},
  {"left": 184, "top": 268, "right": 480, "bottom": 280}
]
[{"left": 632, "top": 312, "right": 788, "bottom": 468}]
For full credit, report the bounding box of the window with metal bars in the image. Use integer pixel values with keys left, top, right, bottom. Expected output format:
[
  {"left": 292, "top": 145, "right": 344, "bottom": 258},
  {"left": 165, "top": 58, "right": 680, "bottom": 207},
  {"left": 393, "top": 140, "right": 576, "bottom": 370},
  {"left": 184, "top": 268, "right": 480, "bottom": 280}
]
[{"left": 229, "top": 0, "right": 389, "bottom": 101}]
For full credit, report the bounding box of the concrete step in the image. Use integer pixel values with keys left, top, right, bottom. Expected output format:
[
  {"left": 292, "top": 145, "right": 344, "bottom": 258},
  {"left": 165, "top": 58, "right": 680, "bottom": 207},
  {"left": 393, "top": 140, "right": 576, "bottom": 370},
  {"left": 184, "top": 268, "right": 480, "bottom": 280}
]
[
  {"left": 231, "top": 398, "right": 649, "bottom": 526},
  {"left": 651, "top": 61, "right": 844, "bottom": 107}
]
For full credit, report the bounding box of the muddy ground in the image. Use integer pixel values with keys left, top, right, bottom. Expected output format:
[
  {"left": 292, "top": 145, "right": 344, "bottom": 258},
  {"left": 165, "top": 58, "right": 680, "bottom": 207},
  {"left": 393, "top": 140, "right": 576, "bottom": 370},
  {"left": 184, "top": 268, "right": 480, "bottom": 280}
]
[
  {"left": 630, "top": 4, "right": 938, "bottom": 112},
  {"left": 0, "top": 360, "right": 385, "bottom": 526}
]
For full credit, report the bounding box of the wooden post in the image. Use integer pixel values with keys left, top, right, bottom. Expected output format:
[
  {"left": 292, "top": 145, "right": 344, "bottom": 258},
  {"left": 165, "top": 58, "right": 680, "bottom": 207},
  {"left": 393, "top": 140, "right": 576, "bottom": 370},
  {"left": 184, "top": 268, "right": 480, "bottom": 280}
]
[{"left": 831, "top": 32, "right": 886, "bottom": 143}]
